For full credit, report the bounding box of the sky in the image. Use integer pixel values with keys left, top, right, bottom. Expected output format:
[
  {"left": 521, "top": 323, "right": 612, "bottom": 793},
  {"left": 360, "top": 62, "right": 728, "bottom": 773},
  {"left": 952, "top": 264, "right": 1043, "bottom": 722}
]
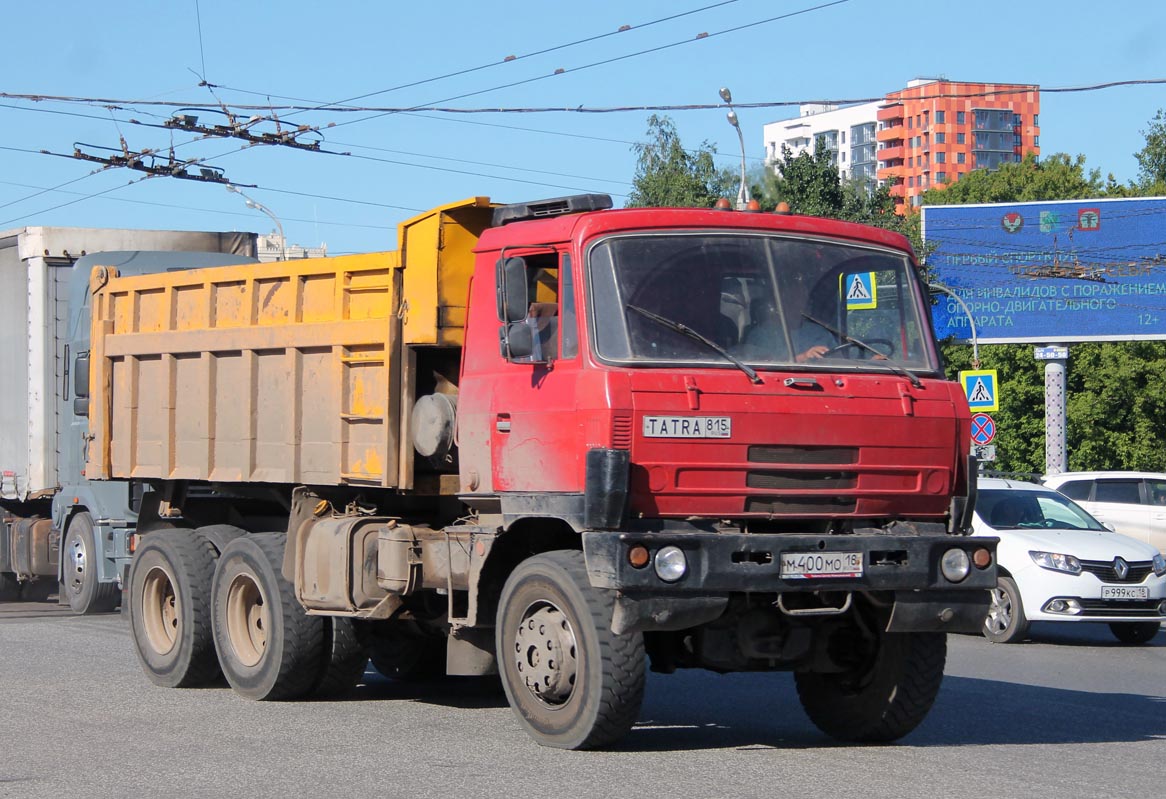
[{"left": 2, "top": 0, "right": 1164, "bottom": 255}]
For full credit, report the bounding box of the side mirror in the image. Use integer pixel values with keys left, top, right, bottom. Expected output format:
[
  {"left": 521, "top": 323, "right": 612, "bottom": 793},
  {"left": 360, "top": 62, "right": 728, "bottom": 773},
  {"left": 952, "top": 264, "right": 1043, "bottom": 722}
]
[
  {"left": 499, "top": 321, "right": 535, "bottom": 361},
  {"left": 73, "top": 398, "right": 90, "bottom": 418},
  {"left": 74, "top": 353, "right": 90, "bottom": 399},
  {"left": 496, "top": 257, "right": 530, "bottom": 323}
]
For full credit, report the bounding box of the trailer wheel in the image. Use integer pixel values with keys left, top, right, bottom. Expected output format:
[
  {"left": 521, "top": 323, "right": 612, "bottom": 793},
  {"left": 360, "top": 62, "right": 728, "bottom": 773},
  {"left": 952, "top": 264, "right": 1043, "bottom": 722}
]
[
  {"left": 211, "top": 533, "right": 324, "bottom": 700},
  {"left": 496, "top": 550, "right": 644, "bottom": 750},
  {"left": 795, "top": 629, "right": 946, "bottom": 743},
  {"left": 309, "top": 617, "right": 369, "bottom": 698},
  {"left": 0, "top": 571, "right": 21, "bottom": 601},
  {"left": 128, "top": 529, "right": 221, "bottom": 688},
  {"left": 62, "top": 512, "right": 119, "bottom": 614}
]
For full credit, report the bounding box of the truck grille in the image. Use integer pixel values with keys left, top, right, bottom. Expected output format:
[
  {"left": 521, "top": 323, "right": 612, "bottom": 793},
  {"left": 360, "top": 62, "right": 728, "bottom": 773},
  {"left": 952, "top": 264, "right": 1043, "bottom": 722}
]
[
  {"left": 748, "top": 445, "right": 857, "bottom": 465},
  {"left": 1079, "top": 560, "right": 1153, "bottom": 584}
]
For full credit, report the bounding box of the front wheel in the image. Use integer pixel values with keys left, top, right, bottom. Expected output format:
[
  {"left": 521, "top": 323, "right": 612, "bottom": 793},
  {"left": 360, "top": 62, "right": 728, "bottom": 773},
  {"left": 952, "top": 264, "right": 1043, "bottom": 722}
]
[
  {"left": 983, "top": 576, "right": 1029, "bottom": 644},
  {"left": 1109, "top": 621, "right": 1161, "bottom": 645},
  {"left": 795, "top": 630, "right": 947, "bottom": 743},
  {"left": 496, "top": 550, "right": 644, "bottom": 750},
  {"left": 62, "top": 512, "right": 119, "bottom": 614}
]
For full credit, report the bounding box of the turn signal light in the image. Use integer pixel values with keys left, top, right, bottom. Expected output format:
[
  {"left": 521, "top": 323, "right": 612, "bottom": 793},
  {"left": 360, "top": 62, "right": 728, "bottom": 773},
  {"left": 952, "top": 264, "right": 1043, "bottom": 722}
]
[
  {"left": 628, "top": 544, "right": 650, "bottom": 569},
  {"left": 972, "top": 548, "right": 992, "bottom": 569}
]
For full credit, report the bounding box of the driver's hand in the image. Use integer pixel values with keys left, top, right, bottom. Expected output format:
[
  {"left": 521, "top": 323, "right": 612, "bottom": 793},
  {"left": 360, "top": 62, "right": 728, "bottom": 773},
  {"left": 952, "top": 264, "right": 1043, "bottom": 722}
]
[{"left": 795, "top": 345, "right": 829, "bottom": 363}]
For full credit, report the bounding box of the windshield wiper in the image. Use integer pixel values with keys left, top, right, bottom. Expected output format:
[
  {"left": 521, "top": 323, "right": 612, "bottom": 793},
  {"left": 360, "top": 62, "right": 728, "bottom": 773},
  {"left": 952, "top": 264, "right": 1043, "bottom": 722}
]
[
  {"left": 801, "top": 313, "right": 923, "bottom": 389},
  {"left": 627, "top": 304, "right": 762, "bottom": 384}
]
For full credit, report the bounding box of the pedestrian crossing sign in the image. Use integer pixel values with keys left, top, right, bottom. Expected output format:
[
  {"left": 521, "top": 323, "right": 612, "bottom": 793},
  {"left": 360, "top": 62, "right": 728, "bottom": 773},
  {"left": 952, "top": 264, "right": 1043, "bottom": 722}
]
[
  {"left": 841, "top": 272, "right": 877, "bottom": 310},
  {"left": 959, "top": 369, "right": 999, "bottom": 412}
]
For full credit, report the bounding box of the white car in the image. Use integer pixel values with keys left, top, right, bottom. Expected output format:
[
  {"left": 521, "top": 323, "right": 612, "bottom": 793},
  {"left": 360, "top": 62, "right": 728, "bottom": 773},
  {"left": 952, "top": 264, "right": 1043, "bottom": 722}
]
[
  {"left": 971, "top": 478, "right": 1166, "bottom": 644},
  {"left": 1042, "top": 471, "right": 1166, "bottom": 554}
]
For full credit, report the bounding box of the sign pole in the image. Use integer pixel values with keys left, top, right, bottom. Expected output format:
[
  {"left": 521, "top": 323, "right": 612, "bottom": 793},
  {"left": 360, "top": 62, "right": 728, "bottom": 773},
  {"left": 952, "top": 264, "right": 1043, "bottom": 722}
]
[{"left": 1036, "top": 346, "right": 1069, "bottom": 476}]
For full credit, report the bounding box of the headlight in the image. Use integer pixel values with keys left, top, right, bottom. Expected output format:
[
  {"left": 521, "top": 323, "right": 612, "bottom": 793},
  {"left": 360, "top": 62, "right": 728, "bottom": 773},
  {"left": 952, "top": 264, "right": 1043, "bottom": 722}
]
[
  {"left": 1029, "top": 550, "right": 1082, "bottom": 575},
  {"left": 654, "top": 546, "right": 688, "bottom": 583},
  {"left": 1152, "top": 554, "right": 1166, "bottom": 577},
  {"left": 940, "top": 548, "right": 971, "bottom": 582}
]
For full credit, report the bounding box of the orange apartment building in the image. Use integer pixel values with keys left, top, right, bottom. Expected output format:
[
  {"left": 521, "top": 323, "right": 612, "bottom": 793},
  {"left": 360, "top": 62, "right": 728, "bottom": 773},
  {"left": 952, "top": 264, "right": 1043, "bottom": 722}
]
[{"left": 875, "top": 79, "right": 1040, "bottom": 211}]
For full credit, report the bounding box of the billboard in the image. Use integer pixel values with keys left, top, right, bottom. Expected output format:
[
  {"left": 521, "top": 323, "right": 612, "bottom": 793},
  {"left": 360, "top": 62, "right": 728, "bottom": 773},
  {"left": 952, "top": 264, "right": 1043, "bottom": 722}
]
[{"left": 923, "top": 197, "right": 1166, "bottom": 343}]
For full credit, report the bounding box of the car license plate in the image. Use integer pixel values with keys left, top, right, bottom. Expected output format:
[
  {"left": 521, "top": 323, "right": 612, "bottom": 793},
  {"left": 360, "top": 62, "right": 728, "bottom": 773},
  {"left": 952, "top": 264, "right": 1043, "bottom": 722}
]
[
  {"left": 642, "top": 416, "right": 731, "bottom": 438},
  {"left": 1101, "top": 585, "right": 1149, "bottom": 600},
  {"left": 780, "top": 551, "right": 863, "bottom": 580}
]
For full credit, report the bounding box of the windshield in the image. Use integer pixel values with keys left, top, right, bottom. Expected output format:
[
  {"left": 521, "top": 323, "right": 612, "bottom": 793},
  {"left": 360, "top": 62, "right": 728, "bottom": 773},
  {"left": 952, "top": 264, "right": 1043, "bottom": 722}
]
[
  {"left": 977, "top": 488, "right": 1108, "bottom": 531},
  {"left": 587, "top": 233, "right": 938, "bottom": 372}
]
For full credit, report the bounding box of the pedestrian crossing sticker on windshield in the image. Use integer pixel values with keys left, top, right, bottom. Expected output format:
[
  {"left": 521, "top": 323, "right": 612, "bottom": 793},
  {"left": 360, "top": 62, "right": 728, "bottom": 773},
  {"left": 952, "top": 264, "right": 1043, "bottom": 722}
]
[{"left": 841, "top": 272, "right": 877, "bottom": 310}]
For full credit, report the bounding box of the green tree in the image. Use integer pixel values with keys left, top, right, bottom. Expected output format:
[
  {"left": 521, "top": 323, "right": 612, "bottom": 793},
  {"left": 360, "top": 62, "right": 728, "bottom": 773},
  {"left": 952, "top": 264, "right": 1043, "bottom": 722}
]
[
  {"left": 1134, "top": 108, "right": 1166, "bottom": 189},
  {"left": 920, "top": 152, "right": 1104, "bottom": 205},
  {"left": 627, "top": 115, "right": 734, "bottom": 208}
]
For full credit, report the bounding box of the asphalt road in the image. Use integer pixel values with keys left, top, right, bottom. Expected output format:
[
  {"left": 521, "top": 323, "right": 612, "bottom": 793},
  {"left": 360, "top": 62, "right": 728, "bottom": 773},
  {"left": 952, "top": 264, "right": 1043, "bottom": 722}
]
[{"left": 2, "top": 596, "right": 1163, "bottom": 799}]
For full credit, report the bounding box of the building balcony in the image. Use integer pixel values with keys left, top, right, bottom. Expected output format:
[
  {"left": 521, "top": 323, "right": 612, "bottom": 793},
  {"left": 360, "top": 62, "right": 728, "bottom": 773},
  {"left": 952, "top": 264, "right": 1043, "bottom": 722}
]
[
  {"left": 877, "top": 104, "right": 904, "bottom": 122},
  {"left": 877, "top": 144, "right": 904, "bottom": 160},
  {"left": 876, "top": 127, "right": 904, "bottom": 143}
]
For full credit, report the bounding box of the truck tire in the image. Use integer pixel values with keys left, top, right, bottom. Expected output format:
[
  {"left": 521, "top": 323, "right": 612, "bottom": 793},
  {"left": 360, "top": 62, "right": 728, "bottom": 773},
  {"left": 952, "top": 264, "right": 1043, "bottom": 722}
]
[
  {"left": 62, "top": 512, "right": 119, "bottom": 614},
  {"left": 309, "top": 617, "right": 369, "bottom": 698},
  {"left": 982, "top": 576, "right": 1029, "bottom": 644},
  {"left": 1108, "top": 621, "right": 1161, "bottom": 644},
  {"left": 211, "top": 533, "right": 324, "bottom": 701},
  {"left": 368, "top": 625, "right": 447, "bottom": 681},
  {"left": 795, "top": 630, "right": 946, "bottom": 743},
  {"left": 0, "top": 571, "right": 21, "bottom": 601},
  {"left": 128, "top": 529, "right": 221, "bottom": 688},
  {"left": 496, "top": 550, "right": 645, "bottom": 750}
]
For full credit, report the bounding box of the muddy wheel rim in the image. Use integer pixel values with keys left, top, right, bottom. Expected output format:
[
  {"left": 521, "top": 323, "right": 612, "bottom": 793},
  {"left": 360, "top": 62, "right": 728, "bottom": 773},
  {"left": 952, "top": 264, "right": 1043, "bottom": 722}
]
[
  {"left": 67, "top": 534, "right": 87, "bottom": 596},
  {"left": 986, "top": 586, "right": 1012, "bottom": 634},
  {"left": 142, "top": 566, "right": 179, "bottom": 655},
  {"left": 512, "top": 600, "right": 578, "bottom": 706},
  {"left": 226, "top": 573, "right": 267, "bottom": 667}
]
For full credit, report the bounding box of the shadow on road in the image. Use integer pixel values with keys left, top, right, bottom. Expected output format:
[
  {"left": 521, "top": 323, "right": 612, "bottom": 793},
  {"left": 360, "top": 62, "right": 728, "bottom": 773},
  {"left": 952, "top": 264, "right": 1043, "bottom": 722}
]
[{"left": 614, "top": 668, "right": 1166, "bottom": 752}]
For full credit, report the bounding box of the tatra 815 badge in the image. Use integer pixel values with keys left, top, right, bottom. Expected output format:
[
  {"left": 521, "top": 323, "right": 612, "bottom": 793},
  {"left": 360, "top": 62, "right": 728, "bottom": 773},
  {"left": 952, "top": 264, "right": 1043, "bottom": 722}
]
[{"left": 642, "top": 416, "right": 731, "bottom": 438}]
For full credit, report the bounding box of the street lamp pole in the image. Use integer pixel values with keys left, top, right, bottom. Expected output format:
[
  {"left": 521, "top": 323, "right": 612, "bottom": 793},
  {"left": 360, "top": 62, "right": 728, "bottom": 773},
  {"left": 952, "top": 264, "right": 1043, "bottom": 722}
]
[
  {"left": 226, "top": 184, "right": 286, "bottom": 261},
  {"left": 719, "top": 87, "right": 751, "bottom": 211}
]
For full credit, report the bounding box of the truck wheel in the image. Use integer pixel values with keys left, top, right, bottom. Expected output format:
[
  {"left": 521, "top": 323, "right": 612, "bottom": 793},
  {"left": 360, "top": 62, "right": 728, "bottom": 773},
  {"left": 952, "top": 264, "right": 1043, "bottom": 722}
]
[
  {"left": 982, "top": 576, "right": 1029, "bottom": 644},
  {"left": 128, "top": 529, "right": 221, "bottom": 688},
  {"left": 0, "top": 571, "right": 21, "bottom": 601},
  {"left": 62, "top": 512, "right": 119, "bottom": 614},
  {"left": 795, "top": 630, "right": 947, "bottom": 743},
  {"left": 1108, "top": 621, "right": 1161, "bottom": 644},
  {"left": 368, "top": 625, "right": 447, "bottom": 681},
  {"left": 309, "top": 617, "right": 369, "bottom": 698},
  {"left": 211, "top": 533, "right": 324, "bottom": 700},
  {"left": 496, "top": 550, "right": 645, "bottom": 750}
]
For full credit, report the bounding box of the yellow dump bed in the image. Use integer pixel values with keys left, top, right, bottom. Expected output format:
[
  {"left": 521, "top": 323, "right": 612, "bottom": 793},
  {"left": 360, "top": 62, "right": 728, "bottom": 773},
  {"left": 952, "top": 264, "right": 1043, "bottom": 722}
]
[{"left": 86, "top": 198, "right": 494, "bottom": 489}]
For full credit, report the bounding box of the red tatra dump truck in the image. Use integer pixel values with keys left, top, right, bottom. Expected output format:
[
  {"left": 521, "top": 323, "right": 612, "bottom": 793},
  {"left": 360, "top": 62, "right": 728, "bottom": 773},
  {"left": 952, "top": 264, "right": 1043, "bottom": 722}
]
[{"left": 84, "top": 194, "right": 993, "bottom": 749}]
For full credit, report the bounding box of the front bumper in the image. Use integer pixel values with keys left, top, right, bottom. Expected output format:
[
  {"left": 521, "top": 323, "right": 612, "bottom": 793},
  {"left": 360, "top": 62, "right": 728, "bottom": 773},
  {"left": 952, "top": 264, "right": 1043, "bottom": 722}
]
[{"left": 582, "top": 530, "right": 997, "bottom": 594}]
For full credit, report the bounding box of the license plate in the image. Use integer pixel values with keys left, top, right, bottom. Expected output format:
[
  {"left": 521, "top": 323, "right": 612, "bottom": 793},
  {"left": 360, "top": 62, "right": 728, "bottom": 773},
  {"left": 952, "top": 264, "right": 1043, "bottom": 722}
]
[
  {"left": 642, "top": 416, "right": 731, "bottom": 438},
  {"left": 1101, "top": 585, "right": 1149, "bottom": 600},
  {"left": 780, "top": 551, "right": 863, "bottom": 579}
]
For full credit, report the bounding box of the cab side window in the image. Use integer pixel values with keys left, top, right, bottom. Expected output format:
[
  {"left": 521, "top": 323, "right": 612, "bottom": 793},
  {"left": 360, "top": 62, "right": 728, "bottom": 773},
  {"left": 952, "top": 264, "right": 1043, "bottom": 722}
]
[{"left": 524, "top": 256, "right": 560, "bottom": 361}]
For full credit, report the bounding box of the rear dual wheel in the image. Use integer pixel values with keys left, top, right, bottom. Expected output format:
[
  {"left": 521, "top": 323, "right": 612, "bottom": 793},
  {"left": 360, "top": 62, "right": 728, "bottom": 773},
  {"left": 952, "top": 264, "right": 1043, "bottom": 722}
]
[
  {"left": 128, "top": 529, "right": 221, "bottom": 688},
  {"left": 211, "top": 533, "right": 325, "bottom": 701}
]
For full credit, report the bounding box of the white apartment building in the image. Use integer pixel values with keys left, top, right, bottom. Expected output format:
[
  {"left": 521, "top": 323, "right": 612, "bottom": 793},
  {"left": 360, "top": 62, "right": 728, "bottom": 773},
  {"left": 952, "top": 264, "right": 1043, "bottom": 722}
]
[{"left": 762, "top": 101, "right": 882, "bottom": 187}]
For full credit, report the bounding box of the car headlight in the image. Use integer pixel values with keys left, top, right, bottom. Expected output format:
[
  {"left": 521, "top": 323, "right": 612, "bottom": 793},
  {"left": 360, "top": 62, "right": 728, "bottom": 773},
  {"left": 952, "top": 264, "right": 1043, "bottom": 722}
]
[
  {"left": 1029, "top": 550, "right": 1082, "bottom": 575},
  {"left": 1153, "top": 554, "right": 1166, "bottom": 578}
]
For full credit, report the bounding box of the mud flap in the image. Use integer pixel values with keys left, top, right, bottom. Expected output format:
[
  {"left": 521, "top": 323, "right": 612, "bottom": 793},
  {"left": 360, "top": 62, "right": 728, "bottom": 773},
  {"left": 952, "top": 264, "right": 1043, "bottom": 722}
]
[{"left": 886, "top": 589, "right": 990, "bottom": 633}]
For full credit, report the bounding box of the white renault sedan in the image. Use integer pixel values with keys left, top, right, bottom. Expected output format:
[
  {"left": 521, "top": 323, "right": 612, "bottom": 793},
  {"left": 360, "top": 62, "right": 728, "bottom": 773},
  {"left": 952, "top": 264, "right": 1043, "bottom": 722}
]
[{"left": 972, "top": 478, "right": 1166, "bottom": 644}]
